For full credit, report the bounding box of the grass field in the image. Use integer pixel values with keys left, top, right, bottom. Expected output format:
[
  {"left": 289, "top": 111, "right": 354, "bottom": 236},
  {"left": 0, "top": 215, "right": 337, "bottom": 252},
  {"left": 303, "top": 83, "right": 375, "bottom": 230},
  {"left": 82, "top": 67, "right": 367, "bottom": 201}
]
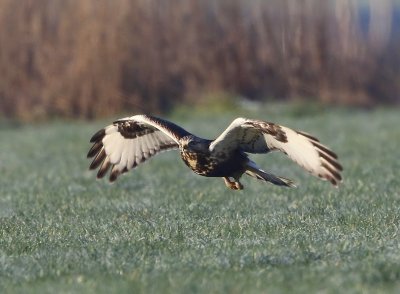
[{"left": 1, "top": 104, "right": 399, "bottom": 293}]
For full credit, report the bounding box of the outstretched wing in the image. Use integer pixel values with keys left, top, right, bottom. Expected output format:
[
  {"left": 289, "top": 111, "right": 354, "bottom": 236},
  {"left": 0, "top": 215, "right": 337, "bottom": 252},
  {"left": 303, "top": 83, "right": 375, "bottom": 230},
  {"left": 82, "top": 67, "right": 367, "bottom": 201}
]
[
  {"left": 210, "top": 118, "right": 343, "bottom": 186},
  {"left": 87, "top": 114, "right": 191, "bottom": 182}
]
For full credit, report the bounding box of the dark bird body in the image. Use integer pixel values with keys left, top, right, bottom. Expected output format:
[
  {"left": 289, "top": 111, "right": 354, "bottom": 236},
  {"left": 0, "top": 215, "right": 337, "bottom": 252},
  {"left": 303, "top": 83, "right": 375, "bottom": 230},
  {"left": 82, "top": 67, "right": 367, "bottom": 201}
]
[
  {"left": 88, "top": 114, "right": 343, "bottom": 190},
  {"left": 180, "top": 142, "right": 248, "bottom": 178}
]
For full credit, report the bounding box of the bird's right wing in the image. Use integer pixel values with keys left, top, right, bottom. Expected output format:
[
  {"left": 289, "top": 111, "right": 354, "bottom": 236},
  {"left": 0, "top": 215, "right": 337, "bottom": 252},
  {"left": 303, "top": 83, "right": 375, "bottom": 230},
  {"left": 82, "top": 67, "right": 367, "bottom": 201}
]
[{"left": 87, "top": 115, "right": 191, "bottom": 182}]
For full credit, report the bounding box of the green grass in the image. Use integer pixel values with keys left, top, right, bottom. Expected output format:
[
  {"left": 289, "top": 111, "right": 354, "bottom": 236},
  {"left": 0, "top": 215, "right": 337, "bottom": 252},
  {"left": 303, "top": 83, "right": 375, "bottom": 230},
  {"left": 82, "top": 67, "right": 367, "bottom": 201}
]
[{"left": 0, "top": 105, "right": 399, "bottom": 293}]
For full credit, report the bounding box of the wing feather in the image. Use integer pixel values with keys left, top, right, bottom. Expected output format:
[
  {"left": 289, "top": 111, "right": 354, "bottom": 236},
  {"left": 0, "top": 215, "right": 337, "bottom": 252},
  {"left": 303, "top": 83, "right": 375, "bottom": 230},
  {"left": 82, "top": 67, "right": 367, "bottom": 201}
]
[
  {"left": 143, "top": 135, "right": 154, "bottom": 157},
  {"left": 89, "top": 148, "right": 106, "bottom": 170},
  {"left": 126, "top": 140, "right": 135, "bottom": 170},
  {"left": 87, "top": 141, "right": 103, "bottom": 158},
  {"left": 88, "top": 115, "right": 190, "bottom": 182},
  {"left": 147, "top": 133, "right": 158, "bottom": 150},
  {"left": 145, "top": 133, "right": 156, "bottom": 155},
  {"left": 210, "top": 118, "right": 343, "bottom": 186}
]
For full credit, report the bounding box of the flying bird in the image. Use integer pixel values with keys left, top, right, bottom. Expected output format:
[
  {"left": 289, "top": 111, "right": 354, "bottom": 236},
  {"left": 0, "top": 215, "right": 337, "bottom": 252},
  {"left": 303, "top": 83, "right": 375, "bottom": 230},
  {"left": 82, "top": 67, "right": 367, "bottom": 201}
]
[{"left": 87, "top": 115, "right": 343, "bottom": 190}]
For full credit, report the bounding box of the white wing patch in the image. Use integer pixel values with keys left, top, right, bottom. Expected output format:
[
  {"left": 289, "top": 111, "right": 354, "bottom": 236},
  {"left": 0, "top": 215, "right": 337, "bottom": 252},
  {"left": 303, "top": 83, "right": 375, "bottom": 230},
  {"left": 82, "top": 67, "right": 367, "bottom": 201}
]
[
  {"left": 87, "top": 115, "right": 190, "bottom": 182},
  {"left": 263, "top": 126, "right": 342, "bottom": 185},
  {"left": 210, "top": 118, "right": 343, "bottom": 186},
  {"left": 210, "top": 118, "right": 260, "bottom": 152}
]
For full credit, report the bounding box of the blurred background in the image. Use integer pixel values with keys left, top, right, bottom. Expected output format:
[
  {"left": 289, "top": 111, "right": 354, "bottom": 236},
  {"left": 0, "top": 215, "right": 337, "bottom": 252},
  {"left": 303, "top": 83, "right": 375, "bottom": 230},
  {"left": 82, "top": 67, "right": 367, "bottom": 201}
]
[{"left": 0, "top": 0, "right": 399, "bottom": 121}]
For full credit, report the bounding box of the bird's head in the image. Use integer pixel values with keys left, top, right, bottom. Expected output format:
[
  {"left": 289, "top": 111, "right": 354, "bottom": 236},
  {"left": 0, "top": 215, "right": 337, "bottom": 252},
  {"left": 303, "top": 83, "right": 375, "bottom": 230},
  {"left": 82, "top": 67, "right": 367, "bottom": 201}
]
[{"left": 180, "top": 136, "right": 209, "bottom": 153}]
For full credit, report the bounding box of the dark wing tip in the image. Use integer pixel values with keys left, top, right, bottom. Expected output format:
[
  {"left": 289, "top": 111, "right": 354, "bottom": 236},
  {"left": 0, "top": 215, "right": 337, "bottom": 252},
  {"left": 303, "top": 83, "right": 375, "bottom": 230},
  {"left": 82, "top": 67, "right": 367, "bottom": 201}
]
[
  {"left": 89, "top": 148, "right": 106, "bottom": 170},
  {"left": 311, "top": 141, "right": 338, "bottom": 160},
  {"left": 87, "top": 141, "right": 103, "bottom": 158},
  {"left": 317, "top": 151, "right": 343, "bottom": 172},
  {"left": 97, "top": 160, "right": 111, "bottom": 179},
  {"left": 109, "top": 170, "right": 120, "bottom": 182},
  {"left": 297, "top": 131, "right": 320, "bottom": 143},
  {"left": 328, "top": 177, "right": 338, "bottom": 186},
  {"left": 90, "top": 129, "right": 106, "bottom": 143},
  {"left": 321, "top": 161, "right": 342, "bottom": 182}
]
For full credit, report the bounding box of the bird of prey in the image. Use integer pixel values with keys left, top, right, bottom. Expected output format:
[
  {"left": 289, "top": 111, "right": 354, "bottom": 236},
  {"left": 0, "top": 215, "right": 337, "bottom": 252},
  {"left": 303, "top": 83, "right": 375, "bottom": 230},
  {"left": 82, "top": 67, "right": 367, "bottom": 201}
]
[{"left": 87, "top": 115, "right": 343, "bottom": 190}]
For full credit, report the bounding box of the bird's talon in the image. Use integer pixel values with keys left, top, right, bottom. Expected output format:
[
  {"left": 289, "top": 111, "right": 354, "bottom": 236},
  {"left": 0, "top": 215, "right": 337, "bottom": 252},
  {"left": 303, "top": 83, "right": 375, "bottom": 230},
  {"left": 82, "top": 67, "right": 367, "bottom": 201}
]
[
  {"left": 234, "top": 182, "right": 243, "bottom": 190},
  {"left": 223, "top": 177, "right": 243, "bottom": 190}
]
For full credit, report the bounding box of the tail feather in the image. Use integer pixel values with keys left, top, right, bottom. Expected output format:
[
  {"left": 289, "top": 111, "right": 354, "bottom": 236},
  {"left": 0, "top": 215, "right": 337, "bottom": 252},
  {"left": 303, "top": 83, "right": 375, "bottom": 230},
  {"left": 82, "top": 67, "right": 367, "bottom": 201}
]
[{"left": 245, "top": 165, "right": 296, "bottom": 188}]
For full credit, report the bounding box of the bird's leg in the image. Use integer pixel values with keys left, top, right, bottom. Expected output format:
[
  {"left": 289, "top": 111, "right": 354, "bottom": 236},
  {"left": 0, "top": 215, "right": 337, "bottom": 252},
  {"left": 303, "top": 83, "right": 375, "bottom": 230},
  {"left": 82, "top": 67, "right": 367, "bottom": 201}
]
[
  {"left": 223, "top": 177, "right": 237, "bottom": 190},
  {"left": 234, "top": 180, "right": 243, "bottom": 190},
  {"left": 223, "top": 177, "right": 243, "bottom": 190}
]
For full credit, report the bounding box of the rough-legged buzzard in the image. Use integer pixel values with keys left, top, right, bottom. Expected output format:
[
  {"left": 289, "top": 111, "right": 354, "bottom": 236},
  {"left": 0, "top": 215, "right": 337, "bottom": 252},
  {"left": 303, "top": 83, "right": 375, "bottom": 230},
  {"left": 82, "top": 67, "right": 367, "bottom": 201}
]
[{"left": 87, "top": 115, "right": 343, "bottom": 190}]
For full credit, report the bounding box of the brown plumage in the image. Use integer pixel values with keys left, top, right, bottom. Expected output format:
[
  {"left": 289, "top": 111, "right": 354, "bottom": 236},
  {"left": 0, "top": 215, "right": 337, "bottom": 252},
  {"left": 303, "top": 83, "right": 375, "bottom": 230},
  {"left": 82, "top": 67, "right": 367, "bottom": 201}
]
[{"left": 87, "top": 115, "right": 343, "bottom": 190}]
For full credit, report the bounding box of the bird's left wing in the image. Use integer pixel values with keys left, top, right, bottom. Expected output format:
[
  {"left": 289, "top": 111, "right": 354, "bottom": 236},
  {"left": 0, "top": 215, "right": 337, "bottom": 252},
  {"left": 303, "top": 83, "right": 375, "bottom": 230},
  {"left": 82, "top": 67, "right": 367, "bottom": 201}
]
[
  {"left": 87, "top": 114, "right": 191, "bottom": 182},
  {"left": 210, "top": 118, "right": 343, "bottom": 186}
]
